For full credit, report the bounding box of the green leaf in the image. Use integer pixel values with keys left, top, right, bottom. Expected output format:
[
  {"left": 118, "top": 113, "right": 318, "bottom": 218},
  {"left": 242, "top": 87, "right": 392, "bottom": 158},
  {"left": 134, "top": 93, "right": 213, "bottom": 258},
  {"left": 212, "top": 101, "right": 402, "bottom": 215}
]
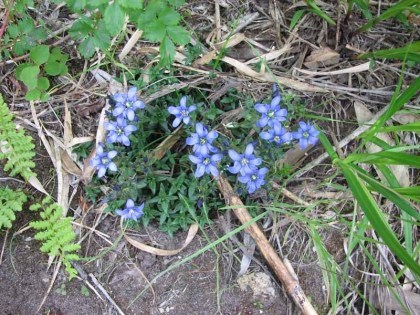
[
  {"left": 159, "top": 35, "right": 175, "bottom": 66},
  {"left": 25, "top": 89, "right": 41, "bottom": 100},
  {"left": 19, "top": 65, "right": 40, "bottom": 90},
  {"left": 67, "top": 0, "right": 87, "bottom": 11},
  {"left": 167, "top": 26, "right": 190, "bottom": 45},
  {"left": 165, "top": 0, "right": 185, "bottom": 7},
  {"left": 79, "top": 37, "right": 96, "bottom": 58},
  {"left": 159, "top": 6, "right": 181, "bottom": 26},
  {"left": 30, "top": 45, "right": 50, "bottom": 65},
  {"left": 358, "top": 41, "right": 420, "bottom": 63},
  {"left": 145, "top": 20, "right": 166, "bottom": 42},
  {"left": 378, "top": 122, "right": 420, "bottom": 133},
  {"left": 104, "top": 2, "right": 126, "bottom": 36},
  {"left": 290, "top": 9, "right": 306, "bottom": 30},
  {"left": 338, "top": 162, "right": 420, "bottom": 277},
  {"left": 118, "top": 0, "right": 143, "bottom": 9},
  {"left": 69, "top": 17, "right": 94, "bottom": 40},
  {"left": 37, "top": 77, "right": 50, "bottom": 90}
]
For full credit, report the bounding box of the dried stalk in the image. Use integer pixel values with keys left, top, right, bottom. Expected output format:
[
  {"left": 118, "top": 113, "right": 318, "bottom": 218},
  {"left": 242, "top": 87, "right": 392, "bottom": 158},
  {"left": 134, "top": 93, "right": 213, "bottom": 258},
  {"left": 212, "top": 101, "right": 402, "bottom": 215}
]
[{"left": 217, "top": 175, "right": 318, "bottom": 315}]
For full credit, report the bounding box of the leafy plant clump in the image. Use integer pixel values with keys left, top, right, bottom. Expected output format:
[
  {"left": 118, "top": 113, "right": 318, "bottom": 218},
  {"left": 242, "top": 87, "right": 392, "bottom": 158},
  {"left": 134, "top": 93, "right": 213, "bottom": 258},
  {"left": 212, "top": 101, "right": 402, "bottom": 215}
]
[
  {"left": 64, "top": 0, "right": 190, "bottom": 65},
  {"left": 15, "top": 45, "right": 68, "bottom": 101},
  {"left": 87, "top": 84, "right": 319, "bottom": 235},
  {"left": 30, "top": 197, "right": 81, "bottom": 280},
  {"left": 0, "top": 188, "right": 27, "bottom": 230},
  {"left": 0, "top": 94, "right": 36, "bottom": 180}
]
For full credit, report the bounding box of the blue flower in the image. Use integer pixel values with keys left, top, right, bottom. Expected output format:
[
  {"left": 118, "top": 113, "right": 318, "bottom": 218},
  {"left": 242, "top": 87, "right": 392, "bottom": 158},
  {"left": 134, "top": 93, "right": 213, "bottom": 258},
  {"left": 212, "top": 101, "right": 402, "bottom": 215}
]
[
  {"left": 228, "top": 143, "right": 262, "bottom": 176},
  {"left": 238, "top": 167, "right": 269, "bottom": 194},
  {"left": 255, "top": 95, "right": 287, "bottom": 128},
  {"left": 116, "top": 199, "right": 144, "bottom": 221},
  {"left": 186, "top": 123, "right": 218, "bottom": 155},
  {"left": 90, "top": 144, "right": 118, "bottom": 178},
  {"left": 105, "top": 116, "right": 137, "bottom": 146},
  {"left": 189, "top": 153, "right": 223, "bottom": 178},
  {"left": 260, "top": 124, "right": 292, "bottom": 145},
  {"left": 292, "top": 121, "right": 320, "bottom": 149},
  {"left": 112, "top": 87, "right": 145, "bottom": 121},
  {"left": 168, "top": 96, "right": 197, "bottom": 127},
  {"left": 272, "top": 84, "right": 280, "bottom": 98}
]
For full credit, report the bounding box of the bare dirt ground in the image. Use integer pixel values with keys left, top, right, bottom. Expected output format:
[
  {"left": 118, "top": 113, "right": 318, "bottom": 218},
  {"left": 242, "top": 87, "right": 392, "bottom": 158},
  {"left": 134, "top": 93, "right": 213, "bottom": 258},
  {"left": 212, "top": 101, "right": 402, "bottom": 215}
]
[{"left": 1, "top": 0, "right": 419, "bottom": 314}]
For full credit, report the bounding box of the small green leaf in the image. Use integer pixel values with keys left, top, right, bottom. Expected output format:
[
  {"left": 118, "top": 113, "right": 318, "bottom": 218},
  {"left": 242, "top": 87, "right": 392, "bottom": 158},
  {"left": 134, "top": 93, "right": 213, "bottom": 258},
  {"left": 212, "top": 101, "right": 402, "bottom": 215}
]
[
  {"left": 79, "top": 37, "right": 96, "bottom": 58},
  {"left": 145, "top": 20, "right": 166, "bottom": 42},
  {"left": 159, "top": 6, "right": 181, "bottom": 26},
  {"left": 37, "top": 77, "right": 50, "bottom": 90},
  {"left": 159, "top": 35, "right": 175, "bottom": 66},
  {"left": 20, "top": 65, "right": 40, "bottom": 90},
  {"left": 290, "top": 9, "right": 306, "bottom": 30},
  {"left": 104, "top": 2, "right": 125, "bottom": 36},
  {"left": 30, "top": 45, "right": 50, "bottom": 65},
  {"left": 25, "top": 89, "right": 41, "bottom": 101},
  {"left": 81, "top": 285, "right": 90, "bottom": 297},
  {"left": 69, "top": 17, "right": 94, "bottom": 40},
  {"left": 166, "top": 0, "right": 185, "bottom": 7},
  {"left": 118, "top": 0, "right": 143, "bottom": 9},
  {"left": 167, "top": 26, "right": 190, "bottom": 45}
]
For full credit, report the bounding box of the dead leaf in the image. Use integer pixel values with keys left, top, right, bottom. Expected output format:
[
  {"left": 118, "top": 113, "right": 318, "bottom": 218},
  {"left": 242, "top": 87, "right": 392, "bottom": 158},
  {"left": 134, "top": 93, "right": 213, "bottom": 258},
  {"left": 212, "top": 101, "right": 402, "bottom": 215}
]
[
  {"left": 304, "top": 47, "right": 340, "bottom": 69},
  {"left": 295, "top": 62, "right": 370, "bottom": 76}
]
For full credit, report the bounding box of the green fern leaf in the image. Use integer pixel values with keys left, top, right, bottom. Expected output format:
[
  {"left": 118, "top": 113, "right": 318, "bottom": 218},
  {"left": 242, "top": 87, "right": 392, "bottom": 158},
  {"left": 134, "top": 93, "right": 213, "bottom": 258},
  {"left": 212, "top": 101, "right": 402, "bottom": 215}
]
[{"left": 0, "top": 188, "right": 27, "bottom": 230}]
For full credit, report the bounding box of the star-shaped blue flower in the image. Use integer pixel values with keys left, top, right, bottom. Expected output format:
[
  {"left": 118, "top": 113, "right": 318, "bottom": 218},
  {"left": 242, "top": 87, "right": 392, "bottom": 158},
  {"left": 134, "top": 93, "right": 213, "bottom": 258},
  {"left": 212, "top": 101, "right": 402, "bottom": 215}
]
[
  {"left": 168, "top": 96, "right": 197, "bottom": 128},
  {"left": 189, "top": 153, "right": 223, "bottom": 178},
  {"left": 186, "top": 123, "right": 218, "bottom": 155},
  {"left": 112, "top": 87, "right": 145, "bottom": 121},
  {"left": 105, "top": 116, "right": 137, "bottom": 146},
  {"left": 260, "top": 124, "right": 292, "bottom": 145},
  {"left": 90, "top": 144, "right": 118, "bottom": 178},
  {"left": 238, "top": 167, "right": 269, "bottom": 194},
  {"left": 116, "top": 199, "right": 144, "bottom": 221},
  {"left": 292, "top": 121, "right": 319, "bottom": 149},
  {"left": 255, "top": 95, "right": 287, "bottom": 128},
  {"left": 228, "top": 143, "right": 262, "bottom": 176}
]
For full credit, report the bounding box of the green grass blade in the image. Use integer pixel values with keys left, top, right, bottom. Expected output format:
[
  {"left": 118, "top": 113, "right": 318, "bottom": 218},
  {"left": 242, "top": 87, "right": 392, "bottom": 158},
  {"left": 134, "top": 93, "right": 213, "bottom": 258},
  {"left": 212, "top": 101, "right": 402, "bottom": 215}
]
[
  {"left": 393, "top": 186, "right": 420, "bottom": 202},
  {"left": 378, "top": 122, "right": 420, "bottom": 133},
  {"left": 345, "top": 151, "right": 420, "bottom": 167},
  {"left": 318, "top": 132, "right": 339, "bottom": 161},
  {"left": 306, "top": 0, "right": 336, "bottom": 25},
  {"left": 290, "top": 9, "right": 306, "bottom": 30},
  {"left": 358, "top": 41, "right": 420, "bottom": 63},
  {"left": 358, "top": 0, "right": 419, "bottom": 32},
  {"left": 338, "top": 161, "right": 420, "bottom": 276}
]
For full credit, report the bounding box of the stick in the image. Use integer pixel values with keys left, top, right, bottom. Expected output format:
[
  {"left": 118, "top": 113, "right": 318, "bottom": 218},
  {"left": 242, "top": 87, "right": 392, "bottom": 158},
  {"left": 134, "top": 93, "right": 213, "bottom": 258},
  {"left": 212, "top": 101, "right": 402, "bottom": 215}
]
[{"left": 217, "top": 175, "right": 318, "bottom": 315}]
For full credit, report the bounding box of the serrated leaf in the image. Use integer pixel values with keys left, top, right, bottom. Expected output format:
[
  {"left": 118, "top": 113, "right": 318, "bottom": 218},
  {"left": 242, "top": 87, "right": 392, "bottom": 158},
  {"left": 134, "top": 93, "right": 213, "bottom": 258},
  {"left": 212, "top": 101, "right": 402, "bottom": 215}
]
[
  {"left": 167, "top": 26, "right": 190, "bottom": 45},
  {"left": 69, "top": 18, "right": 94, "bottom": 40},
  {"left": 30, "top": 45, "right": 50, "bottom": 65},
  {"left": 159, "top": 6, "right": 181, "bottom": 26},
  {"left": 45, "top": 61, "right": 61, "bottom": 76},
  {"left": 118, "top": 0, "right": 143, "bottom": 9},
  {"left": 25, "top": 89, "right": 41, "bottom": 101},
  {"left": 37, "top": 77, "right": 50, "bottom": 90},
  {"left": 20, "top": 65, "right": 40, "bottom": 90},
  {"left": 159, "top": 35, "right": 175, "bottom": 66},
  {"left": 78, "top": 37, "right": 96, "bottom": 58},
  {"left": 67, "top": 0, "right": 87, "bottom": 11},
  {"left": 7, "top": 24, "right": 19, "bottom": 38},
  {"left": 165, "top": 0, "right": 185, "bottom": 7},
  {"left": 104, "top": 2, "right": 126, "bottom": 36},
  {"left": 145, "top": 19, "right": 166, "bottom": 42}
]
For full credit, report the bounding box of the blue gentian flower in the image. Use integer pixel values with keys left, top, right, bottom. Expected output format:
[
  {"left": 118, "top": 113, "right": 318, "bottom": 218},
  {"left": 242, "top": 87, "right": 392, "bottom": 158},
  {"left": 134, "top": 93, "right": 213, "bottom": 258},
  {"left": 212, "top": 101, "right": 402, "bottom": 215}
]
[
  {"left": 255, "top": 95, "right": 287, "bottom": 128},
  {"left": 105, "top": 116, "right": 137, "bottom": 146},
  {"left": 260, "top": 124, "right": 292, "bottom": 145},
  {"left": 292, "top": 121, "right": 320, "bottom": 149},
  {"left": 168, "top": 96, "right": 197, "bottom": 127},
  {"left": 186, "top": 123, "right": 218, "bottom": 155},
  {"left": 112, "top": 87, "right": 145, "bottom": 121},
  {"left": 189, "top": 153, "right": 223, "bottom": 178},
  {"left": 228, "top": 143, "right": 262, "bottom": 176},
  {"left": 238, "top": 167, "right": 269, "bottom": 194},
  {"left": 116, "top": 199, "right": 144, "bottom": 221},
  {"left": 90, "top": 144, "right": 118, "bottom": 178}
]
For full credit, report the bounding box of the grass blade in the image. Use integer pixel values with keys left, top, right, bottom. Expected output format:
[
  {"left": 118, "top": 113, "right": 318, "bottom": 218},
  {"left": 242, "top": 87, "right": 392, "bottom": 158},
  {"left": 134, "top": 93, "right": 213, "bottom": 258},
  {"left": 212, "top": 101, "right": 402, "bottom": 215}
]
[{"left": 358, "top": 41, "right": 420, "bottom": 63}]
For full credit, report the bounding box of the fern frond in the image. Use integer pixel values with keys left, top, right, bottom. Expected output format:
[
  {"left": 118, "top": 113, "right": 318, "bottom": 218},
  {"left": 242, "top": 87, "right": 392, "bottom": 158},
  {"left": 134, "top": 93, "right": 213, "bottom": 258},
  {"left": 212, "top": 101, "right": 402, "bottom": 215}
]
[
  {"left": 0, "top": 188, "right": 27, "bottom": 230},
  {"left": 30, "top": 198, "right": 81, "bottom": 280},
  {"left": 0, "top": 94, "right": 36, "bottom": 181}
]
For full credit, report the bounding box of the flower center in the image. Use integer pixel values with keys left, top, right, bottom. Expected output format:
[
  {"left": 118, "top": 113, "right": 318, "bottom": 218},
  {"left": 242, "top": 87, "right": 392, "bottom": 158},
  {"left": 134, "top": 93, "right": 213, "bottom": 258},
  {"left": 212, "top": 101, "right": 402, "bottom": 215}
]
[
  {"left": 101, "top": 158, "right": 109, "bottom": 165},
  {"left": 180, "top": 109, "right": 189, "bottom": 117},
  {"left": 200, "top": 138, "right": 207, "bottom": 145},
  {"left": 125, "top": 101, "right": 132, "bottom": 108},
  {"left": 268, "top": 110, "right": 275, "bottom": 118},
  {"left": 203, "top": 158, "right": 210, "bottom": 165},
  {"left": 128, "top": 209, "right": 135, "bottom": 216},
  {"left": 241, "top": 157, "right": 249, "bottom": 166},
  {"left": 303, "top": 131, "right": 309, "bottom": 138},
  {"left": 274, "top": 136, "right": 280, "bottom": 142},
  {"left": 117, "top": 128, "right": 123, "bottom": 135},
  {"left": 251, "top": 174, "right": 257, "bottom": 181}
]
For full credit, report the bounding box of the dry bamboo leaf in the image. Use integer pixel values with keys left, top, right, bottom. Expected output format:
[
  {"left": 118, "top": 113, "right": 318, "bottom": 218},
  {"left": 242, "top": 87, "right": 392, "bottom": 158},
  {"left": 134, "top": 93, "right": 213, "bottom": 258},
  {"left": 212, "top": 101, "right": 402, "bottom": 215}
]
[
  {"left": 119, "top": 29, "right": 143, "bottom": 61},
  {"left": 65, "top": 136, "right": 94, "bottom": 149},
  {"left": 28, "top": 176, "right": 48, "bottom": 195},
  {"left": 245, "top": 44, "right": 291, "bottom": 64},
  {"left": 124, "top": 223, "right": 199, "bottom": 256},
  {"left": 354, "top": 101, "right": 410, "bottom": 187},
  {"left": 222, "top": 56, "right": 326, "bottom": 92},
  {"left": 295, "top": 62, "right": 370, "bottom": 76},
  {"left": 304, "top": 47, "right": 340, "bottom": 69},
  {"left": 393, "top": 113, "right": 420, "bottom": 125},
  {"left": 61, "top": 150, "right": 82, "bottom": 177}
]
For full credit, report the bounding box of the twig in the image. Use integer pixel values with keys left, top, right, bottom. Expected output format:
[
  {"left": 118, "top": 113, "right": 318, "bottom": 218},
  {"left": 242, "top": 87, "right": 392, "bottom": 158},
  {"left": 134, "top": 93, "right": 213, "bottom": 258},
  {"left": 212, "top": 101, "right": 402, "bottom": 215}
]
[
  {"left": 221, "top": 12, "right": 259, "bottom": 40},
  {"left": 217, "top": 175, "right": 318, "bottom": 315},
  {"left": 89, "top": 272, "right": 126, "bottom": 315},
  {"left": 0, "top": 0, "right": 14, "bottom": 39},
  {"left": 0, "top": 230, "right": 8, "bottom": 266}
]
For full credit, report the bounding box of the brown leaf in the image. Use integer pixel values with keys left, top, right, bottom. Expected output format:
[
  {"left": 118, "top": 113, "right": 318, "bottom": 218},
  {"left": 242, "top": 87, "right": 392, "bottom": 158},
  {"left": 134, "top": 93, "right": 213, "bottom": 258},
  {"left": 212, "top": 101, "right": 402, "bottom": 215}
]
[{"left": 304, "top": 47, "right": 340, "bottom": 69}]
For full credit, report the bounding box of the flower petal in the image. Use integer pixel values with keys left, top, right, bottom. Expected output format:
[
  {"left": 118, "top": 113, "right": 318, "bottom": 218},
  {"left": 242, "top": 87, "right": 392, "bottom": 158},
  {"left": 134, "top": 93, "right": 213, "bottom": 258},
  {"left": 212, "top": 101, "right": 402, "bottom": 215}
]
[
  {"left": 254, "top": 103, "right": 268, "bottom": 113},
  {"left": 127, "top": 110, "right": 135, "bottom": 121},
  {"left": 97, "top": 167, "right": 106, "bottom": 178},
  {"left": 108, "top": 150, "right": 118, "bottom": 159},
  {"left": 228, "top": 162, "right": 242, "bottom": 174},
  {"left": 108, "top": 162, "right": 118, "bottom": 172},
  {"left": 189, "top": 154, "right": 201, "bottom": 164},
  {"left": 257, "top": 116, "right": 269, "bottom": 128},
  {"left": 183, "top": 116, "right": 190, "bottom": 125},
  {"left": 209, "top": 165, "right": 219, "bottom": 177},
  {"left": 180, "top": 96, "right": 187, "bottom": 107},
  {"left": 113, "top": 106, "right": 125, "bottom": 117},
  {"left": 195, "top": 165, "right": 205, "bottom": 178},
  {"left": 271, "top": 95, "right": 281, "bottom": 106},
  {"left": 128, "top": 87, "right": 137, "bottom": 99},
  {"left": 260, "top": 131, "right": 272, "bottom": 141},
  {"left": 168, "top": 106, "right": 179, "bottom": 115},
  {"left": 126, "top": 199, "right": 135, "bottom": 208},
  {"left": 172, "top": 117, "right": 181, "bottom": 128},
  {"left": 195, "top": 123, "right": 204, "bottom": 136},
  {"left": 238, "top": 174, "right": 250, "bottom": 184},
  {"left": 186, "top": 134, "right": 198, "bottom": 146},
  {"left": 188, "top": 105, "right": 197, "bottom": 112},
  {"left": 211, "top": 153, "right": 223, "bottom": 162},
  {"left": 299, "top": 121, "right": 308, "bottom": 130},
  {"left": 244, "top": 143, "right": 254, "bottom": 156},
  {"left": 300, "top": 138, "right": 309, "bottom": 149},
  {"left": 228, "top": 149, "right": 241, "bottom": 161}
]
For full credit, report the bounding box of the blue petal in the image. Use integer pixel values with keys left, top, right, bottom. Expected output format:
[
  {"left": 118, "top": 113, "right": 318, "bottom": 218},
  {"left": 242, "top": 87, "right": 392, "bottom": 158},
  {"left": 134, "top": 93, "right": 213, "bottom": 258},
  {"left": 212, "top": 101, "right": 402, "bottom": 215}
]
[
  {"left": 255, "top": 103, "right": 268, "bottom": 113},
  {"left": 292, "top": 131, "right": 302, "bottom": 139},
  {"left": 122, "top": 136, "right": 130, "bottom": 146},
  {"left": 228, "top": 149, "right": 241, "bottom": 161},
  {"left": 228, "top": 162, "right": 242, "bottom": 174},
  {"left": 188, "top": 105, "right": 197, "bottom": 112},
  {"left": 108, "top": 162, "right": 118, "bottom": 172},
  {"left": 271, "top": 95, "right": 281, "bottom": 106},
  {"left": 238, "top": 174, "right": 250, "bottom": 184},
  {"left": 172, "top": 117, "right": 181, "bottom": 128},
  {"left": 168, "top": 106, "right": 179, "bottom": 115},
  {"left": 180, "top": 96, "right": 187, "bottom": 107},
  {"left": 199, "top": 145, "right": 209, "bottom": 156},
  {"left": 127, "top": 110, "right": 135, "bottom": 121},
  {"left": 126, "top": 199, "right": 134, "bottom": 208},
  {"left": 125, "top": 125, "right": 137, "bottom": 134},
  {"left": 300, "top": 138, "right": 309, "bottom": 149},
  {"left": 195, "top": 165, "right": 205, "bottom": 178},
  {"left": 257, "top": 116, "right": 269, "bottom": 128},
  {"left": 128, "top": 87, "right": 137, "bottom": 99},
  {"left": 195, "top": 123, "right": 205, "bottom": 136},
  {"left": 108, "top": 150, "right": 118, "bottom": 159},
  {"left": 97, "top": 167, "right": 106, "bottom": 178},
  {"left": 207, "top": 130, "right": 218, "bottom": 142},
  {"left": 107, "top": 133, "right": 118, "bottom": 143},
  {"left": 186, "top": 134, "right": 199, "bottom": 146},
  {"left": 113, "top": 106, "right": 125, "bottom": 117},
  {"left": 189, "top": 154, "right": 201, "bottom": 164},
  {"left": 183, "top": 116, "right": 190, "bottom": 125},
  {"left": 211, "top": 153, "right": 223, "bottom": 162},
  {"left": 299, "top": 121, "right": 308, "bottom": 130},
  {"left": 244, "top": 143, "right": 254, "bottom": 156},
  {"left": 208, "top": 165, "right": 219, "bottom": 177},
  {"left": 260, "top": 131, "right": 272, "bottom": 141}
]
